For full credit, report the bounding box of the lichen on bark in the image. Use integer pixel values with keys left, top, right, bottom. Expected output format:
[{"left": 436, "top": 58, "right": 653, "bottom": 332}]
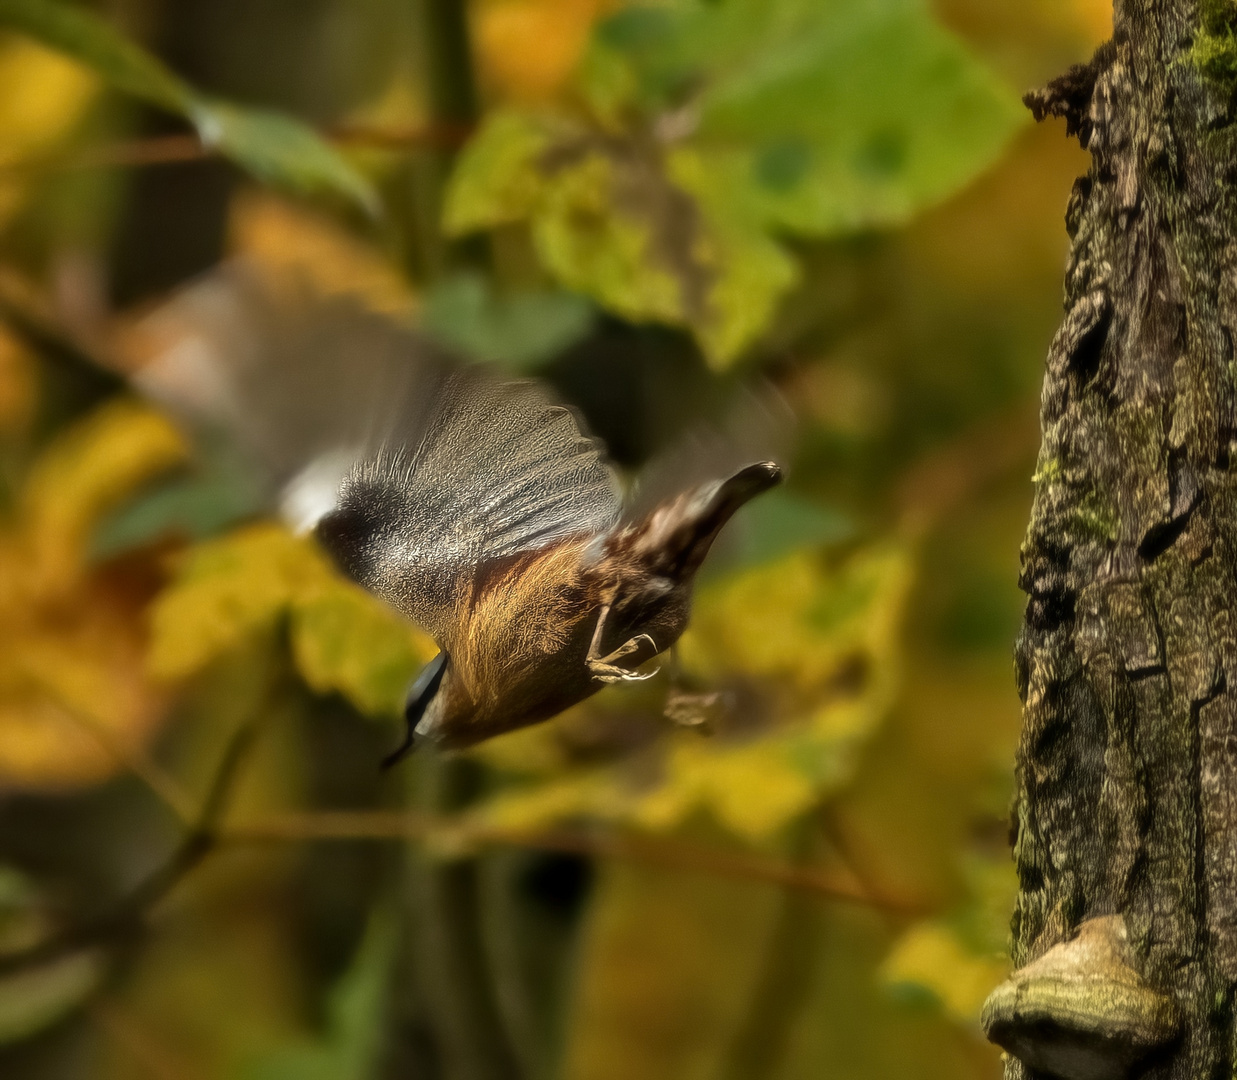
[{"left": 986, "top": 1, "right": 1237, "bottom": 1077}]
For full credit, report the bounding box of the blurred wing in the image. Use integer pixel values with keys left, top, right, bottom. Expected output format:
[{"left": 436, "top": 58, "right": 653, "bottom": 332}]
[
  {"left": 319, "top": 368, "right": 621, "bottom": 640},
  {"left": 134, "top": 259, "right": 622, "bottom": 639},
  {"left": 132, "top": 259, "right": 449, "bottom": 532},
  {"left": 626, "top": 382, "right": 793, "bottom": 520}
]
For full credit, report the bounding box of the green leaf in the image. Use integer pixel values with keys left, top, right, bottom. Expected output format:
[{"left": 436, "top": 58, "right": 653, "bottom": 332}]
[
  {"left": 0, "top": 949, "right": 104, "bottom": 1044},
  {"left": 593, "top": 0, "right": 1026, "bottom": 235},
  {"left": 714, "top": 490, "right": 855, "bottom": 571},
  {"left": 421, "top": 271, "right": 595, "bottom": 369},
  {"left": 445, "top": 0, "right": 1022, "bottom": 365},
  {"left": 196, "top": 102, "right": 379, "bottom": 213},
  {"left": 0, "top": 0, "right": 377, "bottom": 212},
  {"left": 91, "top": 439, "right": 269, "bottom": 559},
  {"left": 442, "top": 109, "right": 558, "bottom": 234}
]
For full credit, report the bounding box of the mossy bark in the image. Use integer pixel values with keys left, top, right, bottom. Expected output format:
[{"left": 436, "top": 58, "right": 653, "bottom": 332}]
[{"left": 997, "top": 0, "right": 1237, "bottom": 1077}]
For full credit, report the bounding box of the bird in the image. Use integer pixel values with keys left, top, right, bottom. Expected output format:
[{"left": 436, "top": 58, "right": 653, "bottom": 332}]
[{"left": 133, "top": 261, "right": 783, "bottom": 761}]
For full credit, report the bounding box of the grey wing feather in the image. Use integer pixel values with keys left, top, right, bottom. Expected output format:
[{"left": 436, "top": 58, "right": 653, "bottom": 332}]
[
  {"left": 325, "top": 369, "right": 621, "bottom": 639},
  {"left": 134, "top": 259, "right": 622, "bottom": 639}
]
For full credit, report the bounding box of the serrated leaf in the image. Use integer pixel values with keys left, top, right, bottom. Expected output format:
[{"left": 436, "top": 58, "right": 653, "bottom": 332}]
[
  {"left": 596, "top": 0, "right": 1026, "bottom": 236},
  {"left": 446, "top": 0, "right": 1021, "bottom": 364},
  {"left": 0, "top": 0, "right": 377, "bottom": 212},
  {"left": 443, "top": 109, "right": 558, "bottom": 233}
]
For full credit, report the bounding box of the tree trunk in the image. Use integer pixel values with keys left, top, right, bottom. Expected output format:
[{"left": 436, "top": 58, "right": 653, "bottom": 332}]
[{"left": 981, "top": 2, "right": 1237, "bottom": 1079}]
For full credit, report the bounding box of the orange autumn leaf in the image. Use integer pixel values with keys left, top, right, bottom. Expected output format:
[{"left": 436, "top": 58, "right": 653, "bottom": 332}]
[{"left": 474, "top": 0, "right": 616, "bottom": 102}]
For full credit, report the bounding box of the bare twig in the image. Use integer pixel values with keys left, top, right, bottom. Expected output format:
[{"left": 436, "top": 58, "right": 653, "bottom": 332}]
[
  {"left": 43, "top": 694, "right": 195, "bottom": 826},
  {"left": 226, "top": 810, "right": 929, "bottom": 916},
  {"left": 0, "top": 122, "right": 475, "bottom": 178},
  {"left": 0, "top": 716, "right": 260, "bottom": 977}
]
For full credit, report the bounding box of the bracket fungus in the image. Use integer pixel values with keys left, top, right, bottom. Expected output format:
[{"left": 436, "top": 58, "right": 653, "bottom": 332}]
[{"left": 981, "top": 915, "right": 1179, "bottom": 1080}]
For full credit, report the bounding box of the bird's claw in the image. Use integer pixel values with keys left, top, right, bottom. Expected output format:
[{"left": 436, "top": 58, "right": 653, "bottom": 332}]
[{"left": 588, "top": 633, "right": 659, "bottom": 683}]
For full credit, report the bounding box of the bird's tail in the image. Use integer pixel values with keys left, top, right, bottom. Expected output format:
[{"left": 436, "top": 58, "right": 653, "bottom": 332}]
[{"left": 632, "top": 461, "right": 783, "bottom": 579}]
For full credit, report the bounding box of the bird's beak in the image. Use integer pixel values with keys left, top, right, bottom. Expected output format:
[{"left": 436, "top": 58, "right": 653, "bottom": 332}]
[{"left": 382, "top": 650, "right": 450, "bottom": 769}]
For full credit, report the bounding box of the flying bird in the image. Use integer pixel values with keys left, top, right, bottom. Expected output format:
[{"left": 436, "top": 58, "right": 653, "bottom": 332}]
[{"left": 134, "top": 262, "right": 782, "bottom": 761}]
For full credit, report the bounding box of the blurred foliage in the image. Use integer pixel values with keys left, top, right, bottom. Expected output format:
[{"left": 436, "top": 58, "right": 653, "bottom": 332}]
[
  {"left": 0, "top": 0, "right": 1106, "bottom": 1078},
  {"left": 445, "top": 0, "right": 1025, "bottom": 364},
  {"left": 0, "top": 0, "right": 378, "bottom": 211}
]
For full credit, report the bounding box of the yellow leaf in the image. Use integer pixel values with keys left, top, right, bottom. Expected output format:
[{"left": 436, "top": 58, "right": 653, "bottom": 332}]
[
  {"left": 20, "top": 398, "right": 187, "bottom": 593},
  {"left": 0, "top": 37, "right": 98, "bottom": 226},
  {"left": 564, "top": 861, "right": 783, "bottom": 1080},
  {"left": 0, "top": 536, "right": 167, "bottom": 790},
  {"left": 150, "top": 522, "right": 436, "bottom": 721},
  {"left": 882, "top": 922, "right": 1008, "bottom": 1024},
  {"left": 682, "top": 544, "right": 911, "bottom": 693},
  {"left": 634, "top": 740, "right": 818, "bottom": 841},
  {"left": 147, "top": 524, "right": 332, "bottom": 681},
  {"left": 291, "top": 579, "right": 437, "bottom": 718},
  {"left": 470, "top": 543, "right": 912, "bottom": 842},
  {"left": 227, "top": 191, "right": 417, "bottom": 319}
]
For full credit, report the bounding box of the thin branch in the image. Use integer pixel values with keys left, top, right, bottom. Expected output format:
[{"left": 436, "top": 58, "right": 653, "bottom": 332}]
[
  {"left": 225, "top": 810, "right": 929, "bottom": 916},
  {"left": 0, "top": 715, "right": 260, "bottom": 977},
  {"left": 0, "top": 122, "right": 474, "bottom": 178},
  {"left": 43, "top": 693, "right": 195, "bottom": 826}
]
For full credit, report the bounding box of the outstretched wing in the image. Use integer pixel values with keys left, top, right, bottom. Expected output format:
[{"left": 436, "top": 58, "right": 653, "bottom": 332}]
[
  {"left": 317, "top": 367, "right": 621, "bottom": 640},
  {"left": 134, "top": 260, "right": 622, "bottom": 639},
  {"left": 133, "top": 260, "right": 451, "bottom": 531}
]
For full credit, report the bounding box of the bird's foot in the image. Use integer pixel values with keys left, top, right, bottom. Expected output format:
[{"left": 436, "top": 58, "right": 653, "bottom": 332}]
[{"left": 588, "top": 634, "right": 659, "bottom": 683}]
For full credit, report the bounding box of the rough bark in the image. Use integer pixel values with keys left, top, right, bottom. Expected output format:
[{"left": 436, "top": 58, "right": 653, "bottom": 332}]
[{"left": 982, "top": 1, "right": 1237, "bottom": 1078}]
